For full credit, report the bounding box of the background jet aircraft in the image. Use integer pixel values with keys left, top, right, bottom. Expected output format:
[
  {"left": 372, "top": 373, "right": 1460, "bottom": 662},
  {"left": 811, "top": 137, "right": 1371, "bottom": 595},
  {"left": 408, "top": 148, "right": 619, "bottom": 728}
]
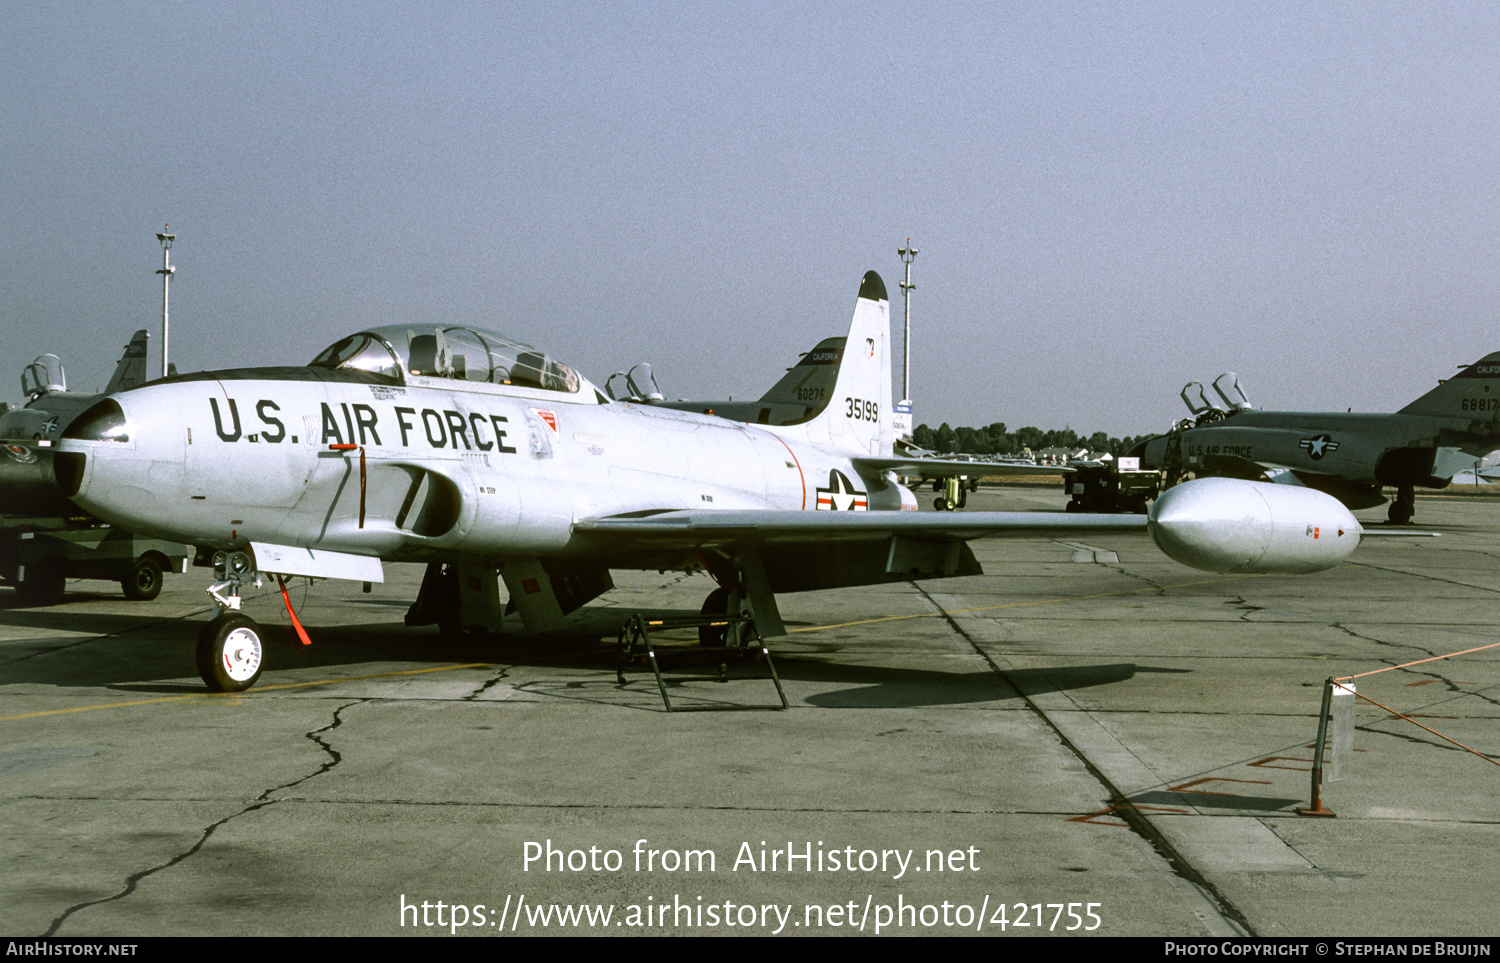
[
  {"left": 0, "top": 331, "right": 185, "bottom": 604},
  {"left": 56, "top": 271, "right": 1363, "bottom": 693},
  {"left": 0, "top": 329, "right": 153, "bottom": 443},
  {"left": 611, "top": 336, "right": 848, "bottom": 426},
  {"left": 1, "top": 329, "right": 156, "bottom": 514},
  {"left": 636, "top": 334, "right": 1069, "bottom": 510},
  {"left": 1133, "top": 354, "right": 1500, "bottom": 524}
]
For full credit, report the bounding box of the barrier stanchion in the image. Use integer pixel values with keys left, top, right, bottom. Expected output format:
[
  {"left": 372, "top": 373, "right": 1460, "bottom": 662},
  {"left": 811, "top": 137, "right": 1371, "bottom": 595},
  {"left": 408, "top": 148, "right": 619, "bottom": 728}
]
[{"left": 1297, "top": 677, "right": 1338, "bottom": 817}]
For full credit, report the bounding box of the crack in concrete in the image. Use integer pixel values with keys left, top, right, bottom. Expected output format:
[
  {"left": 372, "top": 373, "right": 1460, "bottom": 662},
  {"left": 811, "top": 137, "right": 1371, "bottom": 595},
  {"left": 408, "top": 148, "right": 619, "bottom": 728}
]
[
  {"left": 1225, "top": 596, "right": 1264, "bottom": 623},
  {"left": 1328, "top": 623, "right": 1500, "bottom": 710},
  {"left": 464, "top": 666, "right": 514, "bottom": 700},
  {"left": 911, "top": 582, "right": 1256, "bottom": 937},
  {"left": 1387, "top": 669, "right": 1500, "bottom": 709},
  {"left": 1328, "top": 622, "right": 1439, "bottom": 661},
  {"left": 1344, "top": 561, "right": 1500, "bottom": 596},
  {"left": 1097, "top": 561, "right": 1166, "bottom": 592},
  {"left": 42, "top": 698, "right": 365, "bottom": 936}
]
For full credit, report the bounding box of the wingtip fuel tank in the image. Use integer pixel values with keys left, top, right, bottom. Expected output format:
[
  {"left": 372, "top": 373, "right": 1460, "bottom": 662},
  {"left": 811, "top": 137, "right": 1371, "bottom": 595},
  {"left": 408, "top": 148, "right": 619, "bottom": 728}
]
[{"left": 1148, "top": 477, "right": 1362, "bottom": 574}]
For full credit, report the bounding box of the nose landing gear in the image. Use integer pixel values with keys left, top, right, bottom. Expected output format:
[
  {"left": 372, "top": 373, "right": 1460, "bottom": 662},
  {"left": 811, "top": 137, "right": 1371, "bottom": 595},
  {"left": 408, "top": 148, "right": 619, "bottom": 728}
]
[{"left": 198, "top": 549, "right": 266, "bottom": 692}]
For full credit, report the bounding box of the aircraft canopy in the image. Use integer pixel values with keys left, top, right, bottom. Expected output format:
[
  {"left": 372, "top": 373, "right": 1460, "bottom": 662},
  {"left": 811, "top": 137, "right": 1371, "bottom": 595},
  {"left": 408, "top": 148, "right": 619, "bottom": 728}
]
[{"left": 310, "top": 325, "right": 583, "bottom": 393}]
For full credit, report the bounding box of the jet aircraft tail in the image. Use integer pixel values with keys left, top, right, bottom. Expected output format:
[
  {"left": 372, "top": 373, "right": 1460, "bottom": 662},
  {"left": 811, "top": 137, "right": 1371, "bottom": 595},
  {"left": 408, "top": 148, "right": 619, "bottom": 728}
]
[
  {"left": 763, "top": 271, "right": 893, "bottom": 458},
  {"left": 1399, "top": 351, "right": 1500, "bottom": 418},
  {"left": 757, "top": 336, "right": 845, "bottom": 408},
  {"left": 103, "top": 330, "right": 150, "bottom": 394}
]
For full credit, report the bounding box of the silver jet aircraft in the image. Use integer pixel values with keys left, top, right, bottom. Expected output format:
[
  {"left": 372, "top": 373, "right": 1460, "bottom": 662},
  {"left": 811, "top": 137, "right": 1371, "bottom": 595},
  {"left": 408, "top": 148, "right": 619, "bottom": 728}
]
[
  {"left": 54, "top": 272, "right": 1365, "bottom": 692},
  {"left": 1134, "top": 357, "right": 1500, "bottom": 524}
]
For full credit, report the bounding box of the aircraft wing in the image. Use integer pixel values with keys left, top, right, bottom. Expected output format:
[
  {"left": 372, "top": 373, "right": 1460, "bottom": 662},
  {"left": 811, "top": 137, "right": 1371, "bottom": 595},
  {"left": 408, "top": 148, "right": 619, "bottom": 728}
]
[
  {"left": 854, "top": 456, "right": 1071, "bottom": 477},
  {"left": 572, "top": 508, "right": 1145, "bottom": 602},
  {"left": 567, "top": 508, "right": 1138, "bottom": 638},
  {"left": 574, "top": 508, "right": 1140, "bottom": 545}
]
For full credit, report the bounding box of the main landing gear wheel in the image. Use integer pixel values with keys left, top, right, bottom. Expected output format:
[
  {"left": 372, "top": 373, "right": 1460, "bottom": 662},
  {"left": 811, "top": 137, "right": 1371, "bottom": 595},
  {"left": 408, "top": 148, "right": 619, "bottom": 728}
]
[
  {"left": 1388, "top": 486, "right": 1415, "bottom": 525},
  {"left": 121, "top": 555, "right": 163, "bottom": 601},
  {"left": 699, "top": 587, "right": 731, "bottom": 648},
  {"left": 197, "top": 613, "right": 264, "bottom": 692}
]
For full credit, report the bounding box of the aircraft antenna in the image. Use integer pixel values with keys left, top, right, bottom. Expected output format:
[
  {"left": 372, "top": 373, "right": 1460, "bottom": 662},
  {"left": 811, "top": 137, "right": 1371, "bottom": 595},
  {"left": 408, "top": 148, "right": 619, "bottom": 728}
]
[{"left": 155, "top": 226, "right": 176, "bottom": 380}]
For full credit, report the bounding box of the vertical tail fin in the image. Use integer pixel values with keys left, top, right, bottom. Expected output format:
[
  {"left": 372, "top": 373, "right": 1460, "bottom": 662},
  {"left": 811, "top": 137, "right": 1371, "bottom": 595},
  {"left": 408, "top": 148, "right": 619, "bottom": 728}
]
[
  {"left": 764, "top": 271, "right": 893, "bottom": 457},
  {"left": 757, "top": 336, "right": 845, "bottom": 409},
  {"left": 104, "top": 330, "right": 150, "bottom": 393},
  {"left": 1399, "top": 351, "right": 1500, "bottom": 417}
]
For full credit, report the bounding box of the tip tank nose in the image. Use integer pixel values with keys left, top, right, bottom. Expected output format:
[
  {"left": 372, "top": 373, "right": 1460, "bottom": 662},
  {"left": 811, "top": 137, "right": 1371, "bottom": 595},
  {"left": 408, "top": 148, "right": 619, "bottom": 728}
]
[{"left": 1148, "top": 477, "right": 1362, "bottom": 574}]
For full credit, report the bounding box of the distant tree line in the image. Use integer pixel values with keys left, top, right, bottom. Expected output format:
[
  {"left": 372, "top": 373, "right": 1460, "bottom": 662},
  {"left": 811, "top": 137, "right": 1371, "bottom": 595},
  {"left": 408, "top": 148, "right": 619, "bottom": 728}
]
[{"left": 911, "top": 422, "right": 1156, "bottom": 458}]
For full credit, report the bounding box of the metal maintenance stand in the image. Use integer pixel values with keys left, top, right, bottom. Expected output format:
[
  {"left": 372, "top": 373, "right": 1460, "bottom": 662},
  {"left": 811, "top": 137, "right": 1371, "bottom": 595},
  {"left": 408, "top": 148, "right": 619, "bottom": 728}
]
[{"left": 615, "top": 613, "right": 789, "bottom": 712}]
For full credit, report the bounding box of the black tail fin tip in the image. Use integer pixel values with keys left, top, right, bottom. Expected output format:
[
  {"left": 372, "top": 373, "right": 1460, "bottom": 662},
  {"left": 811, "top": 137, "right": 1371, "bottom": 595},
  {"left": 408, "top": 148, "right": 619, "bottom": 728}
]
[{"left": 859, "top": 270, "right": 887, "bottom": 302}]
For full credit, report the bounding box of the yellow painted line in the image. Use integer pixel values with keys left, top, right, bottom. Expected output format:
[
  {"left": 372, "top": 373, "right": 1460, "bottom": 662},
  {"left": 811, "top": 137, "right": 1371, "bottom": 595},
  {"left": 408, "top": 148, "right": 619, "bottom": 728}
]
[
  {"left": 0, "top": 662, "right": 493, "bottom": 722},
  {"left": 246, "top": 662, "right": 492, "bottom": 693},
  {"left": 788, "top": 573, "right": 1268, "bottom": 633},
  {"left": 2, "top": 693, "right": 212, "bottom": 721}
]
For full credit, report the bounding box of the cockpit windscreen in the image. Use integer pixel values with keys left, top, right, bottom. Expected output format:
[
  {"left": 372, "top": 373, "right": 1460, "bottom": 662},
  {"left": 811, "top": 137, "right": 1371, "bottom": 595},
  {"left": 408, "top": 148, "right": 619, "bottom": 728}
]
[{"left": 310, "top": 325, "right": 581, "bottom": 393}]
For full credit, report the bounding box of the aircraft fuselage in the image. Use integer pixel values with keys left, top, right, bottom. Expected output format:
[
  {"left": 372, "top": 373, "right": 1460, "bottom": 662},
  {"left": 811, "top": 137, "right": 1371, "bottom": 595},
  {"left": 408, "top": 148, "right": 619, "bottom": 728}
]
[
  {"left": 1143, "top": 409, "right": 1495, "bottom": 489},
  {"left": 58, "top": 368, "right": 904, "bottom": 563}
]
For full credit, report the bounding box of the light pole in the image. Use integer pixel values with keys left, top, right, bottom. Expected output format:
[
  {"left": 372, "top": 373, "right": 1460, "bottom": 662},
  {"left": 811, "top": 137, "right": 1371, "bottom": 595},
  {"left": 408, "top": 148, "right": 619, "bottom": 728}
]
[
  {"left": 897, "top": 240, "right": 918, "bottom": 440},
  {"left": 156, "top": 227, "right": 175, "bottom": 379}
]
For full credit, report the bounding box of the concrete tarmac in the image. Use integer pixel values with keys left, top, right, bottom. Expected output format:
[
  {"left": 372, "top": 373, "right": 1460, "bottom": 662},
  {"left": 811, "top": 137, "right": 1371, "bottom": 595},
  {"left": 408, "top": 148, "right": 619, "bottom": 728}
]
[{"left": 2, "top": 485, "right": 1497, "bottom": 937}]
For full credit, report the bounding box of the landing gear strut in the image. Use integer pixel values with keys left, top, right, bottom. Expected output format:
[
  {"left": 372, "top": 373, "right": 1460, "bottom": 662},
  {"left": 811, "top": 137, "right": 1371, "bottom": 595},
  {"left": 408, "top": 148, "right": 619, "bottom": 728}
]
[
  {"left": 198, "top": 549, "right": 266, "bottom": 691},
  {"left": 1387, "top": 485, "right": 1415, "bottom": 525}
]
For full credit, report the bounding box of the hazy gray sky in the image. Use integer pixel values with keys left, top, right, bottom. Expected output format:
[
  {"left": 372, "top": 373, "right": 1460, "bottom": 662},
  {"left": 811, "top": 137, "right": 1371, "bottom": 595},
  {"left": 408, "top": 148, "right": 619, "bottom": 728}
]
[{"left": 4, "top": 1, "right": 1497, "bottom": 437}]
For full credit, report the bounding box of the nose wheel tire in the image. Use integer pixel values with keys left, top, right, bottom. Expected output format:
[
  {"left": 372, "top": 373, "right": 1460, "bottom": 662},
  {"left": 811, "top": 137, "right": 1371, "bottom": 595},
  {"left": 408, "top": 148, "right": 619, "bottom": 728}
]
[
  {"left": 121, "top": 556, "right": 163, "bottom": 601},
  {"left": 197, "top": 613, "right": 264, "bottom": 692}
]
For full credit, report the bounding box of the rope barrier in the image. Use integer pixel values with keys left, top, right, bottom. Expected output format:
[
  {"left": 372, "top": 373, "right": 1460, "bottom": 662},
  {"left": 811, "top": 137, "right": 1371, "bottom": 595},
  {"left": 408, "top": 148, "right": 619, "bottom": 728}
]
[{"left": 1350, "top": 690, "right": 1500, "bottom": 767}]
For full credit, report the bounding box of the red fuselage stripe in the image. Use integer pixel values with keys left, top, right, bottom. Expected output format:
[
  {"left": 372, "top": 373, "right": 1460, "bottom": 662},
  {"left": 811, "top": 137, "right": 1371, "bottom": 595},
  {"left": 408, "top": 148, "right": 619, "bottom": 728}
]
[{"left": 774, "top": 435, "right": 806, "bottom": 510}]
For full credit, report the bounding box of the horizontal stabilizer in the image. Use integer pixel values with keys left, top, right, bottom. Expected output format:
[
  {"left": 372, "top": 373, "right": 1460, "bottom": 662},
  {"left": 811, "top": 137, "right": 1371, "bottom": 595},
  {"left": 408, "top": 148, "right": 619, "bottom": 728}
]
[{"left": 856, "top": 456, "right": 1071, "bottom": 478}]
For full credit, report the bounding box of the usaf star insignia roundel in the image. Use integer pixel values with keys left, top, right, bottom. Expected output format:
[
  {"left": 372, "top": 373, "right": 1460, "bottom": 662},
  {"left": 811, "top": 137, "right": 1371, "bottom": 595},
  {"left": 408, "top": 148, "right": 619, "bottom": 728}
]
[
  {"left": 1298, "top": 433, "right": 1340, "bottom": 460},
  {"left": 816, "top": 469, "right": 868, "bottom": 511}
]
